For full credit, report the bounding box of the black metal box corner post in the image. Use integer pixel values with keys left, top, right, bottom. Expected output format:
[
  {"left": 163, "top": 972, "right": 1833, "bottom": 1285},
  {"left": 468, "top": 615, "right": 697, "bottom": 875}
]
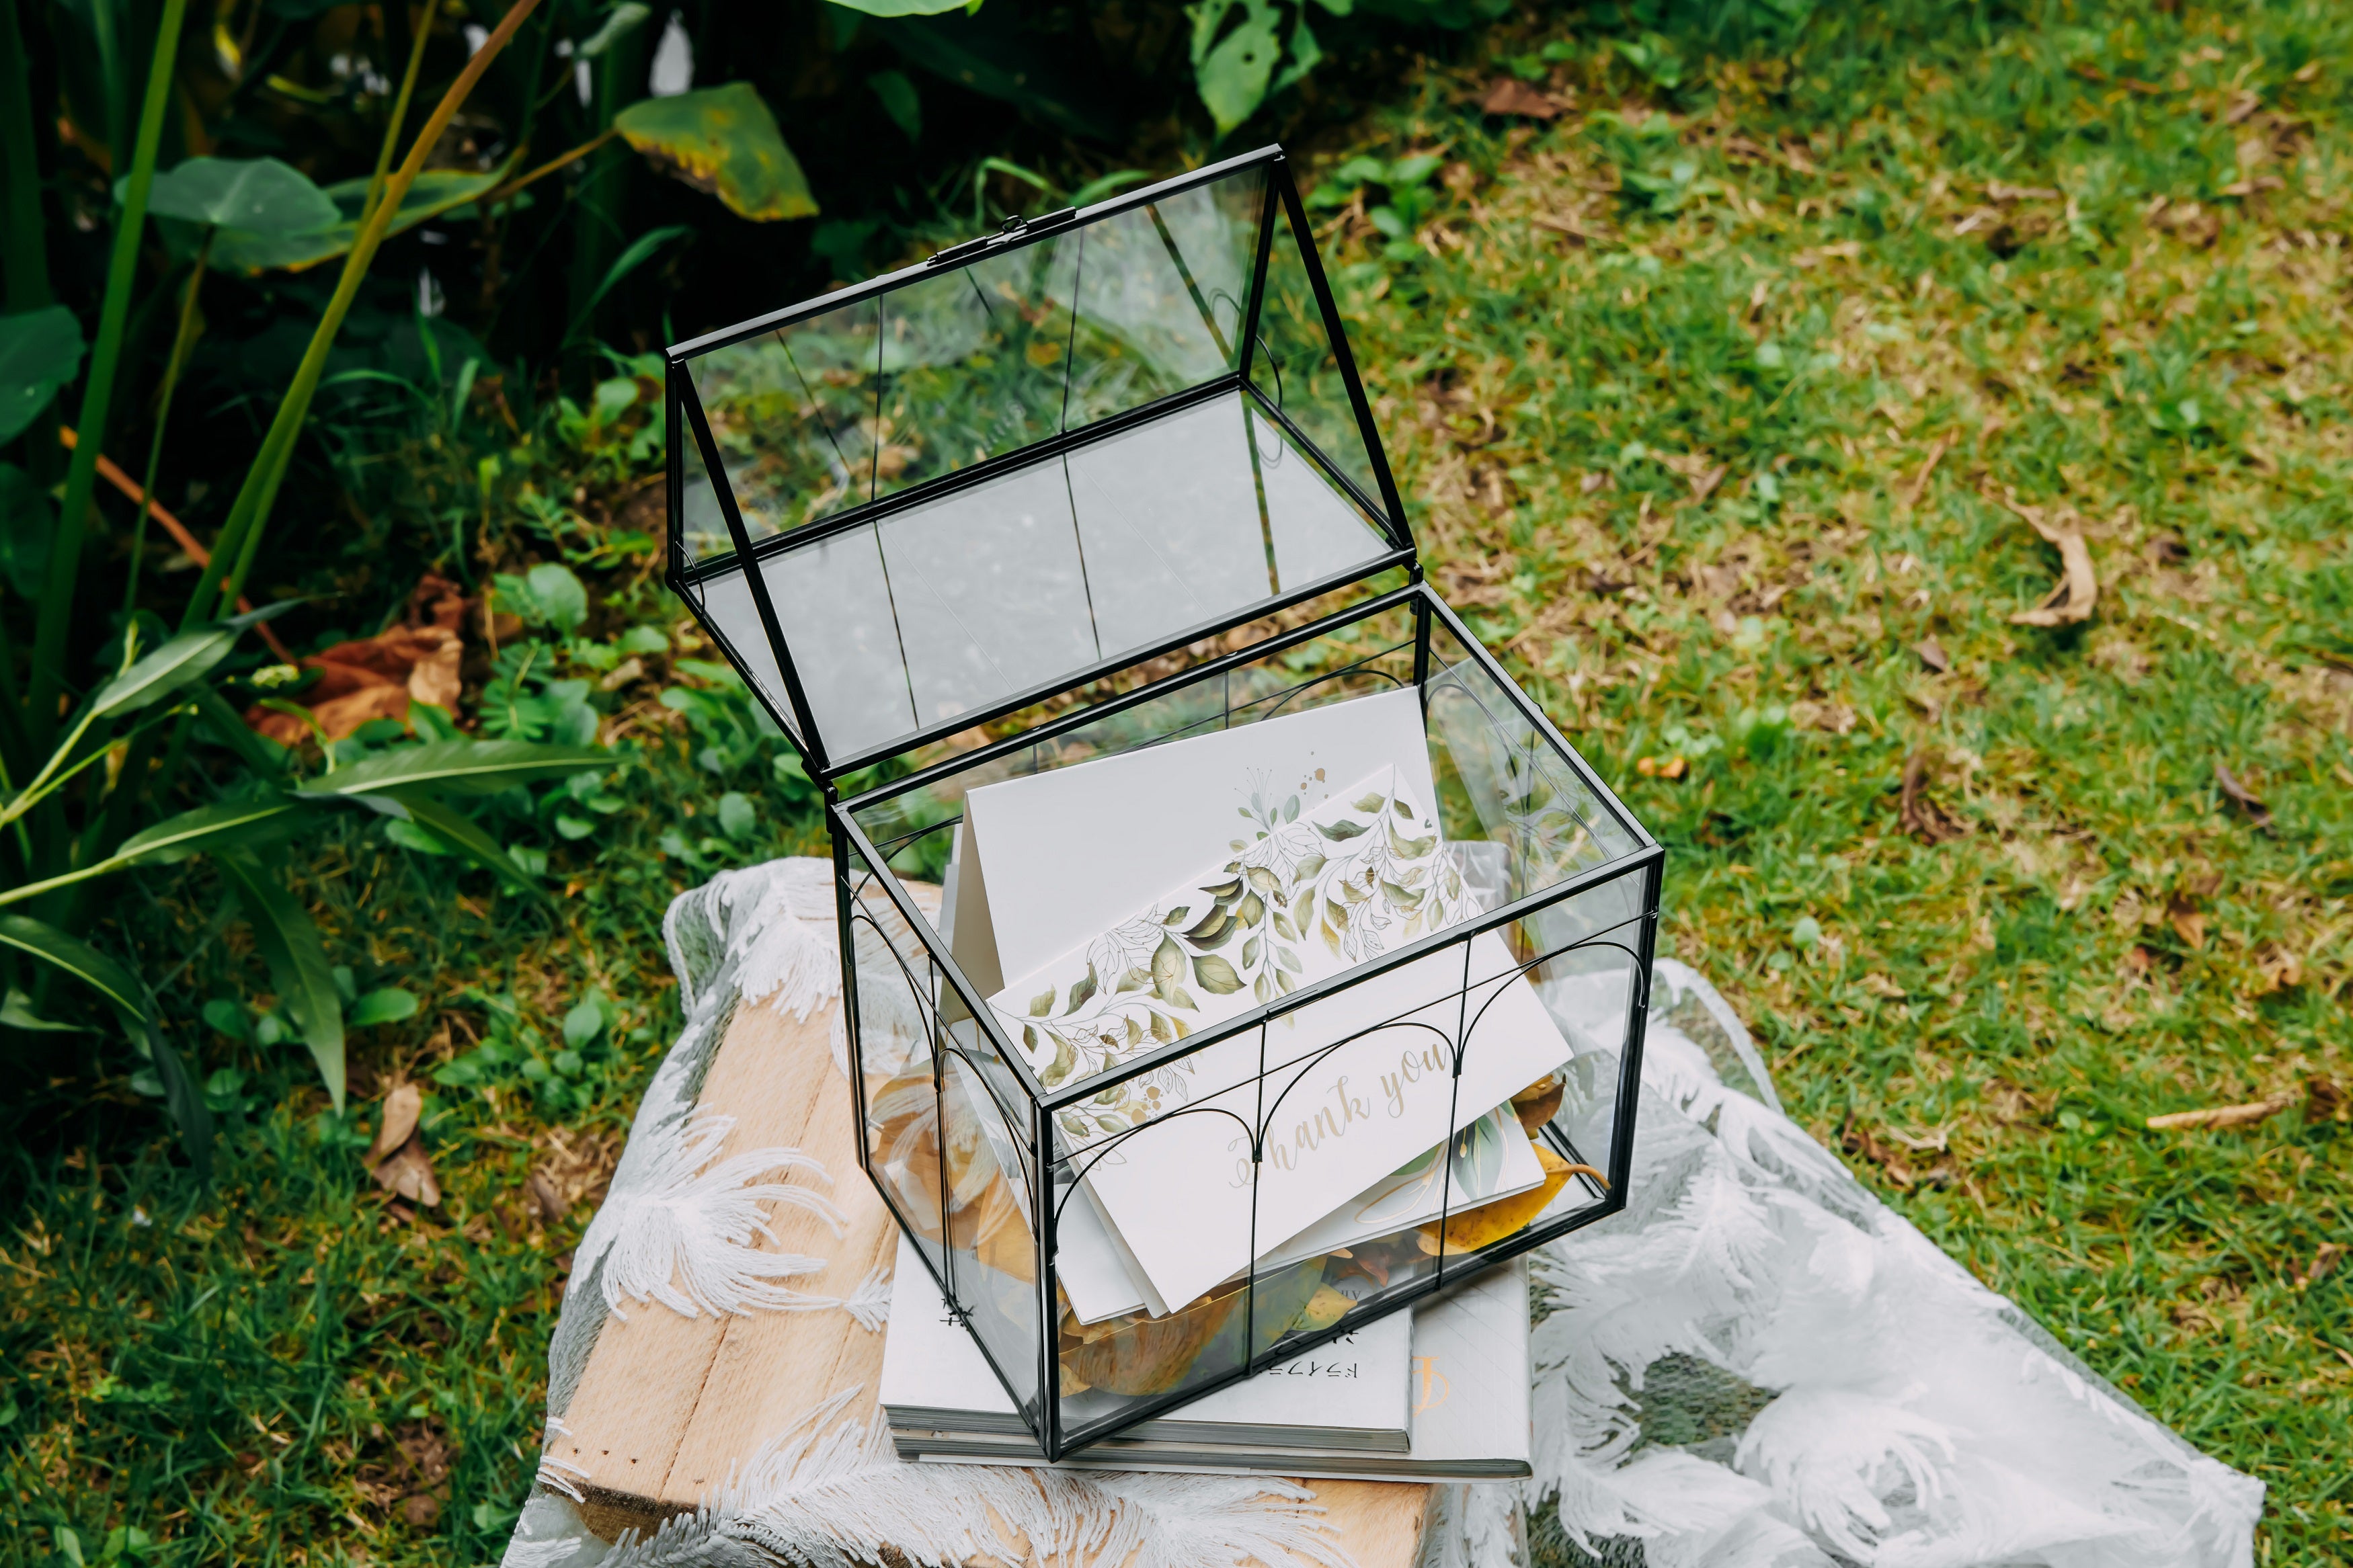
[{"left": 664, "top": 145, "right": 1662, "bottom": 1461}]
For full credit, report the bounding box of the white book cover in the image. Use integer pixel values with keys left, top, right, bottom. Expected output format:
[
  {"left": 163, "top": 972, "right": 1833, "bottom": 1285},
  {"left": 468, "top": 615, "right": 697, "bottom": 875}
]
[
  {"left": 879, "top": 1235, "right": 1412, "bottom": 1452},
  {"left": 891, "top": 1252, "right": 1532, "bottom": 1481}
]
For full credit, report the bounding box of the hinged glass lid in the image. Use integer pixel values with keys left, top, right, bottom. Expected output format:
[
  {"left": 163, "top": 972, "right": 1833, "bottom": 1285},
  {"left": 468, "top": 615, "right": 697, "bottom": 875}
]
[{"left": 666, "top": 147, "right": 1415, "bottom": 774}]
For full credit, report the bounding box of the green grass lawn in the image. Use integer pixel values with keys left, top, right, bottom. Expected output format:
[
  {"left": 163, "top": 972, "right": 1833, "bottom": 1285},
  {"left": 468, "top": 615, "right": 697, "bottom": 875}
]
[{"left": 5, "top": 1, "right": 2350, "bottom": 1563}]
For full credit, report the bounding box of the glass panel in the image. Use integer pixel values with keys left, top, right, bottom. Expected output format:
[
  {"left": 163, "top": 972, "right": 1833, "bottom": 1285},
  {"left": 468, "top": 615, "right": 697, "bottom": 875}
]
[
  {"left": 874, "top": 236, "right": 1082, "bottom": 507},
  {"left": 940, "top": 1020, "right": 1044, "bottom": 1420},
  {"left": 686, "top": 300, "right": 881, "bottom": 556},
  {"left": 722, "top": 390, "right": 1391, "bottom": 762},
  {"left": 676, "top": 411, "right": 735, "bottom": 563},
  {"left": 846, "top": 850, "right": 949, "bottom": 1290},
  {"left": 1249, "top": 198, "right": 1384, "bottom": 511},
  {"left": 1060, "top": 171, "right": 1265, "bottom": 429}
]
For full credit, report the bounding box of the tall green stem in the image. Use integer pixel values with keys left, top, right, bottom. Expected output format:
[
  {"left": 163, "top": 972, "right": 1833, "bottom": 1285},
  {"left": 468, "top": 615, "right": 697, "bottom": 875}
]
[
  {"left": 26, "top": 0, "right": 188, "bottom": 750},
  {"left": 0, "top": 0, "right": 50, "bottom": 311},
  {"left": 188, "top": 0, "right": 545, "bottom": 628},
  {"left": 124, "top": 233, "right": 209, "bottom": 615},
  {"left": 364, "top": 1, "right": 434, "bottom": 224}
]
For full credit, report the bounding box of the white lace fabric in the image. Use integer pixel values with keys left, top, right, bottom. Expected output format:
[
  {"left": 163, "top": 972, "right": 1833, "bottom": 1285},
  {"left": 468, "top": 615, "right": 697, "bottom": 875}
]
[{"left": 503, "top": 859, "right": 2262, "bottom": 1568}]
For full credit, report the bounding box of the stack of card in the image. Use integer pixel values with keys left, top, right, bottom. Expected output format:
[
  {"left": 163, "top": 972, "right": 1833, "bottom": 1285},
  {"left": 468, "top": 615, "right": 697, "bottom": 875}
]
[{"left": 875, "top": 688, "right": 1574, "bottom": 1467}]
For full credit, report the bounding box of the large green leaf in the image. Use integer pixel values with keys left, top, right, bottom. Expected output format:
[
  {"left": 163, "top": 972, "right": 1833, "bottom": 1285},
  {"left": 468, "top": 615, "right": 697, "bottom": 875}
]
[
  {"left": 616, "top": 83, "right": 817, "bottom": 222},
  {"left": 0, "top": 305, "right": 85, "bottom": 444},
  {"left": 141, "top": 156, "right": 340, "bottom": 234},
  {"left": 0, "top": 914, "right": 143, "bottom": 1014},
  {"left": 216, "top": 854, "right": 346, "bottom": 1112},
  {"left": 128, "top": 1003, "right": 216, "bottom": 1180},
  {"left": 296, "top": 740, "right": 606, "bottom": 799},
  {"left": 382, "top": 789, "right": 555, "bottom": 905},
  {"left": 209, "top": 167, "right": 512, "bottom": 274},
  {"left": 869, "top": 14, "right": 1119, "bottom": 140},
  {"left": 1193, "top": 0, "right": 1283, "bottom": 133},
  {"left": 114, "top": 795, "right": 310, "bottom": 866},
  {"left": 87, "top": 625, "right": 237, "bottom": 720}
]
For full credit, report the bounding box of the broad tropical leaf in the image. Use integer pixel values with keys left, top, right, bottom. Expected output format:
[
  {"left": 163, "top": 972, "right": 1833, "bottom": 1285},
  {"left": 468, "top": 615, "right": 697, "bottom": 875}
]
[
  {"left": 210, "top": 167, "right": 514, "bottom": 274},
  {"left": 0, "top": 915, "right": 144, "bottom": 1014},
  {"left": 113, "top": 794, "right": 309, "bottom": 867},
  {"left": 616, "top": 83, "right": 817, "bottom": 221},
  {"left": 380, "top": 790, "right": 555, "bottom": 905},
  {"left": 216, "top": 854, "right": 346, "bottom": 1111},
  {"left": 295, "top": 739, "right": 606, "bottom": 799},
  {"left": 1, "top": 987, "right": 80, "bottom": 1030},
  {"left": 0, "top": 305, "right": 86, "bottom": 444},
  {"left": 143, "top": 156, "right": 339, "bottom": 233}
]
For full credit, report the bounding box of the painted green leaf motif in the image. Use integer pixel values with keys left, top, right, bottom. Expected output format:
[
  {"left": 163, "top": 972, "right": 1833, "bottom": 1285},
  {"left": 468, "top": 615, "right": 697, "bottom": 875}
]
[
  {"left": 1023, "top": 1024, "right": 1039, "bottom": 1052},
  {"left": 1246, "top": 866, "right": 1281, "bottom": 895},
  {"left": 1046, "top": 1032, "right": 1076, "bottom": 1085},
  {"left": 1117, "top": 966, "right": 1154, "bottom": 993},
  {"left": 1029, "top": 985, "right": 1056, "bottom": 1018},
  {"left": 616, "top": 83, "right": 817, "bottom": 221},
  {"left": 1183, "top": 906, "right": 1230, "bottom": 944},
  {"left": 1123, "top": 1016, "right": 1144, "bottom": 1046},
  {"left": 1254, "top": 972, "right": 1273, "bottom": 1003},
  {"left": 1276, "top": 946, "right": 1303, "bottom": 973},
  {"left": 1237, "top": 890, "right": 1265, "bottom": 926},
  {"left": 1065, "top": 963, "right": 1099, "bottom": 1014},
  {"left": 1186, "top": 959, "right": 1242, "bottom": 992},
  {"left": 1273, "top": 911, "right": 1299, "bottom": 940},
  {"left": 1390, "top": 821, "right": 1436, "bottom": 859},
  {"left": 1162, "top": 905, "right": 1191, "bottom": 926},
  {"left": 1148, "top": 1009, "right": 1174, "bottom": 1043},
  {"left": 1276, "top": 966, "right": 1299, "bottom": 993},
  {"left": 1291, "top": 854, "right": 1326, "bottom": 884},
  {"left": 1394, "top": 794, "right": 1417, "bottom": 818},
  {"left": 1204, "top": 877, "right": 1242, "bottom": 900},
  {"left": 1282, "top": 794, "right": 1300, "bottom": 823},
  {"left": 1382, "top": 879, "right": 1421, "bottom": 908},
  {"left": 0, "top": 305, "right": 85, "bottom": 444},
  {"left": 1353, "top": 790, "right": 1388, "bottom": 812},
  {"left": 1242, "top": 934, "right": 1261, "bottom": 969},
  {"left": 1151, "top": 934, "right": 1185, "bottom": 990},
  {"left": 1164, "top": 983, "right": 1200, "bottom": 1012}
]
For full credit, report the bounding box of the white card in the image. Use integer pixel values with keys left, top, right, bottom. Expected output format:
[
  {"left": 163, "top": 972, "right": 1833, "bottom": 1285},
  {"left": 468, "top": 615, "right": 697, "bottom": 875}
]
[
  {"left": 975, "top": 727, "right": 1574, "bottom": 1314},
  {"left": 965, "top": 687, "right": 1443, "bottom": 985}
]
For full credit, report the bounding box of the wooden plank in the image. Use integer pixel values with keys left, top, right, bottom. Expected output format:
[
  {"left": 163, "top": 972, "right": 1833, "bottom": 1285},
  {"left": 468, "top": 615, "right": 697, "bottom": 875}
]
[{"left": 551, "top": 891, "right": 1433, "bottom": 1565}]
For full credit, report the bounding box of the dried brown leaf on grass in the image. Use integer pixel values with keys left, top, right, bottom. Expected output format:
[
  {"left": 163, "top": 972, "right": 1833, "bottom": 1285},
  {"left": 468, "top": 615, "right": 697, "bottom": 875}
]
[
  {"left": 367, "top": 1083, "right": 423, "bottom": 1165},
  {"left": 1989, "top": 487, "right": 2099, "bottom": 626},
  {"left": 372, "top": 1136, "right": 442, "bottom": 1208},
  {"left": 1480, "top": 78, "right": 1564, "bottom": 120},
  {"left": 1915, "top": 636, "right": 1952, "bottom": 673},
  {"left": 247, "top": 573, "right": 469, "bottom": 743},
  {"left": 1903, "top": 431, "right": 1957, "bottom": 507},
  {"left": 1900, "top": 749, "right": 1968, "bottom": 842},
  {"left": 2147, "top": 1096, "right": 2295, "bottom": 1131},
  {"left": 2295, "top": 1243, "right": 2344, "bottom": 1290},
  {"left": 367, "top": 1083, "right": 440, "bottom": 1208},
  {"left": 2214, "top": 761, "right": 2274, "bottom": 827}
]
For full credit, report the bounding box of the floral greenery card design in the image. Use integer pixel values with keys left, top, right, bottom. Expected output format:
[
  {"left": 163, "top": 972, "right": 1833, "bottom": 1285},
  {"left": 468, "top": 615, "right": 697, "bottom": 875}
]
[
  {"left": 984, "top": 761, "right": 1579, "bottom": 1315},
  {"left": 988, "top": 764, "right": 1474, "bottom": 1139}
]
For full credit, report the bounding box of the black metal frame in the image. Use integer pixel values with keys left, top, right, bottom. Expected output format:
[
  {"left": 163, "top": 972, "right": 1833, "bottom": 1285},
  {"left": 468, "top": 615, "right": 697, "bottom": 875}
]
[{"left": 663, "top": 145, "right": 1665, "bottom": 1463}]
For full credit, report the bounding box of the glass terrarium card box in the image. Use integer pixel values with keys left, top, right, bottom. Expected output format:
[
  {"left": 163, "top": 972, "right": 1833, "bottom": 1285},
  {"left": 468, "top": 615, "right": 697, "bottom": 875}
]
[{"left": 663, "top": 146, "right": 1661, "bottom": 1460}]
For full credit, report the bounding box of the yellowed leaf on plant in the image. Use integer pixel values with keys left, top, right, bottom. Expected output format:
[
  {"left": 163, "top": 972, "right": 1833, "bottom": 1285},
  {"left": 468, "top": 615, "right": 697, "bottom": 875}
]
[{"left": 616, "top": 83, "right": 815, "bottom": 221}]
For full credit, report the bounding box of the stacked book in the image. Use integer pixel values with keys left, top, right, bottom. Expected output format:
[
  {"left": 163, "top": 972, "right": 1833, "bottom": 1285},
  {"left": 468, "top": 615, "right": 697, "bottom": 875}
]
[{"left": 873, "top": 688, "right": 1588, "bottom": 1475}]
